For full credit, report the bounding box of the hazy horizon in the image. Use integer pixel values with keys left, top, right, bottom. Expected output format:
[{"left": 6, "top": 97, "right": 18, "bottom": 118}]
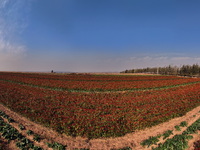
[{"left": 1, "top": 0, "right": 200, "bottom": 72}]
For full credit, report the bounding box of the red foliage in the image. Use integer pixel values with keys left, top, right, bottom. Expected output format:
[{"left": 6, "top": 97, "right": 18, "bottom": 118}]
[
  {"left": 0, "top": 72, "right": 200, "bottom": 138},
  {"left": 0, "top": 72, "right": 199, "bottom": 91},
  {"left": 194, "top": 140, "right": 200, "bottom": 150}
]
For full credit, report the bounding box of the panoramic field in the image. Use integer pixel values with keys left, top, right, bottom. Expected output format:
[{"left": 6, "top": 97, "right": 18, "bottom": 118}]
[{"left": 0, "top": 72, "right": 200, "bottom": 150}]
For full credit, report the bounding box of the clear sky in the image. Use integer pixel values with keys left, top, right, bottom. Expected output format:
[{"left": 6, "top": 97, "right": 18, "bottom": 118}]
[{"left": 1, "top": 0, "right": 200, "bottom": 72}]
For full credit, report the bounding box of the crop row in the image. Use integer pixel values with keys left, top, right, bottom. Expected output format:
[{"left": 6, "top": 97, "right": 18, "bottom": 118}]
[
  {"left": 0, "top": 110, "right": 70, "bottom": 150},
  {"left": 1, "top": 77, "right": 200, "bottom": 139},
  {"left": 141, "top": 121, "right": 188, "bottom": 148},
  {"left": 141, "top": 118, "right": 200, "bottom": 150},
  {"left": 0, "top": 72, "right": 183, "bottom": 81},
  {"left": 0, "top": 111, "right": 44, "bottom": 150},
  {"left": 0, "top": 72, "right": 199, "bottom": 91}
]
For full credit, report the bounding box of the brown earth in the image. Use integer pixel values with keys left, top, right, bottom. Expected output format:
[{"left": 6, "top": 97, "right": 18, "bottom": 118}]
[{"left": 0, "top": 103, "right": 200, "bottom": 150}]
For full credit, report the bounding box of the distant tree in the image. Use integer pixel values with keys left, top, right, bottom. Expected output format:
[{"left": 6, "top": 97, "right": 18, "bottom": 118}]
[
  {"left": 122, "top": 63, "right": 200, "bottom": 76},
  {"left": 191, "top": 64, "right": 199, "bottom": 76}
]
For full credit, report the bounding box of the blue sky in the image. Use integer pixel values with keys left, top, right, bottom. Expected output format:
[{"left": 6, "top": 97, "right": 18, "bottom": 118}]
[{"left": 1, "top": 0, "right": 200, "bottom": 72}]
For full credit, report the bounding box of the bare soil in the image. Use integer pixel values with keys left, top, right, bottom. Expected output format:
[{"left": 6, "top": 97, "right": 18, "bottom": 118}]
[{"left": 0, "top": 104, "right": 200, "bottom": 150}]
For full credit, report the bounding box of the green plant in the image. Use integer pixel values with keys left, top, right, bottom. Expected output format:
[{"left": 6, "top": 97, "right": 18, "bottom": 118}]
[
  {"left": 33, "top": 134, "right": 41, "bottom": 142},
  {"left": 18, "top": 124, "right": 25, "bottom": 130},
  {"left": 141, "top": 136, "right": 160, "bottom": 147},
  {"left": 153, "top": 134, "right": 193, "bottom": 150},
  {"left": 153, "top": 118, "right": 200, "bottom": 150},
  {"left": 33, "top": 146, "right": 43, "bottom": 150},
  {"left": 182, "top": 119, "right": 200, "bottom": 135},
  {"left": 0, "top": 111, "right": 15, "bottom": 123},
  {"left": 26, "top": 130, "right": 33, "bottom": 135},
  {"left": 7, "top": 117, "right": 15, "bottom": 123},
  {"left": 16, "top": 137, "right": 33, "bottom": 150},
  {"left": 0, "top": 112, "right": 44, "bottom": 149},
  {"left": 163, "top": 130, "right": 173, "bottom": 140},
  {"left": 0, "top": 111, "right": 9, "bottom": 119},
  {"left": 175, "top": 125, "right": 181, "bottom": 131},
  {"left": 1, "top": 124, "right": 19, "bottom": 141},
  {"left": 180, "top": 121, "right": 188, "bottom": 127},
  {"left": 47, "top": 142, "right": 66, "bottom": 150}
]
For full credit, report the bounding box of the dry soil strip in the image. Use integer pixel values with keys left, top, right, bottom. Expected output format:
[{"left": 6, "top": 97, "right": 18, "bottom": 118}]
[{"left": 0, "top": 104, "right": 200, "bottom": 150}]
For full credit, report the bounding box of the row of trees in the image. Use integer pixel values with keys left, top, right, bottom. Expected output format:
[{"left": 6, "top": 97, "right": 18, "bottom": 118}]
[{"left": 121, "top": 64, "right": 200, "bottom": 76}]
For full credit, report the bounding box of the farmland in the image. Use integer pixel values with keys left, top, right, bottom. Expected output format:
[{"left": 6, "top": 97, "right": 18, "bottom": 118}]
[{"left": 0, "top": 72, "right": 200, "bottom": 149}]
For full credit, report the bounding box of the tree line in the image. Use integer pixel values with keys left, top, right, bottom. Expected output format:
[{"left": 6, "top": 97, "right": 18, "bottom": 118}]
[{"left": 121, "top": 64, "right": 200, "bottom": 77}]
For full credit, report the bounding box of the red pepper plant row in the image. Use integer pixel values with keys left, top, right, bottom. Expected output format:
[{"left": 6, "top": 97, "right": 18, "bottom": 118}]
[
  {"left": 0, "top": 72, "right": 199, "bottom": 92},
  {"left": 0, "top": 73, "right": 200, "bottom": 139},
  {"left": 0, "top": 72, "right": 184, "bottom": 81}
]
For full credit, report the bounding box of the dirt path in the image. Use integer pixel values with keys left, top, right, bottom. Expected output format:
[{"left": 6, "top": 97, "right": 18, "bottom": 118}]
[{"left": 0, "top": 104, "right": 200, "bottom": 150}]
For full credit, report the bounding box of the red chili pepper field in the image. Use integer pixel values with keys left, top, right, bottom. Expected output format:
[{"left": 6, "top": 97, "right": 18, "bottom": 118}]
[{"left": 0, "top": 72, "right": 200, "bottom": 139}]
